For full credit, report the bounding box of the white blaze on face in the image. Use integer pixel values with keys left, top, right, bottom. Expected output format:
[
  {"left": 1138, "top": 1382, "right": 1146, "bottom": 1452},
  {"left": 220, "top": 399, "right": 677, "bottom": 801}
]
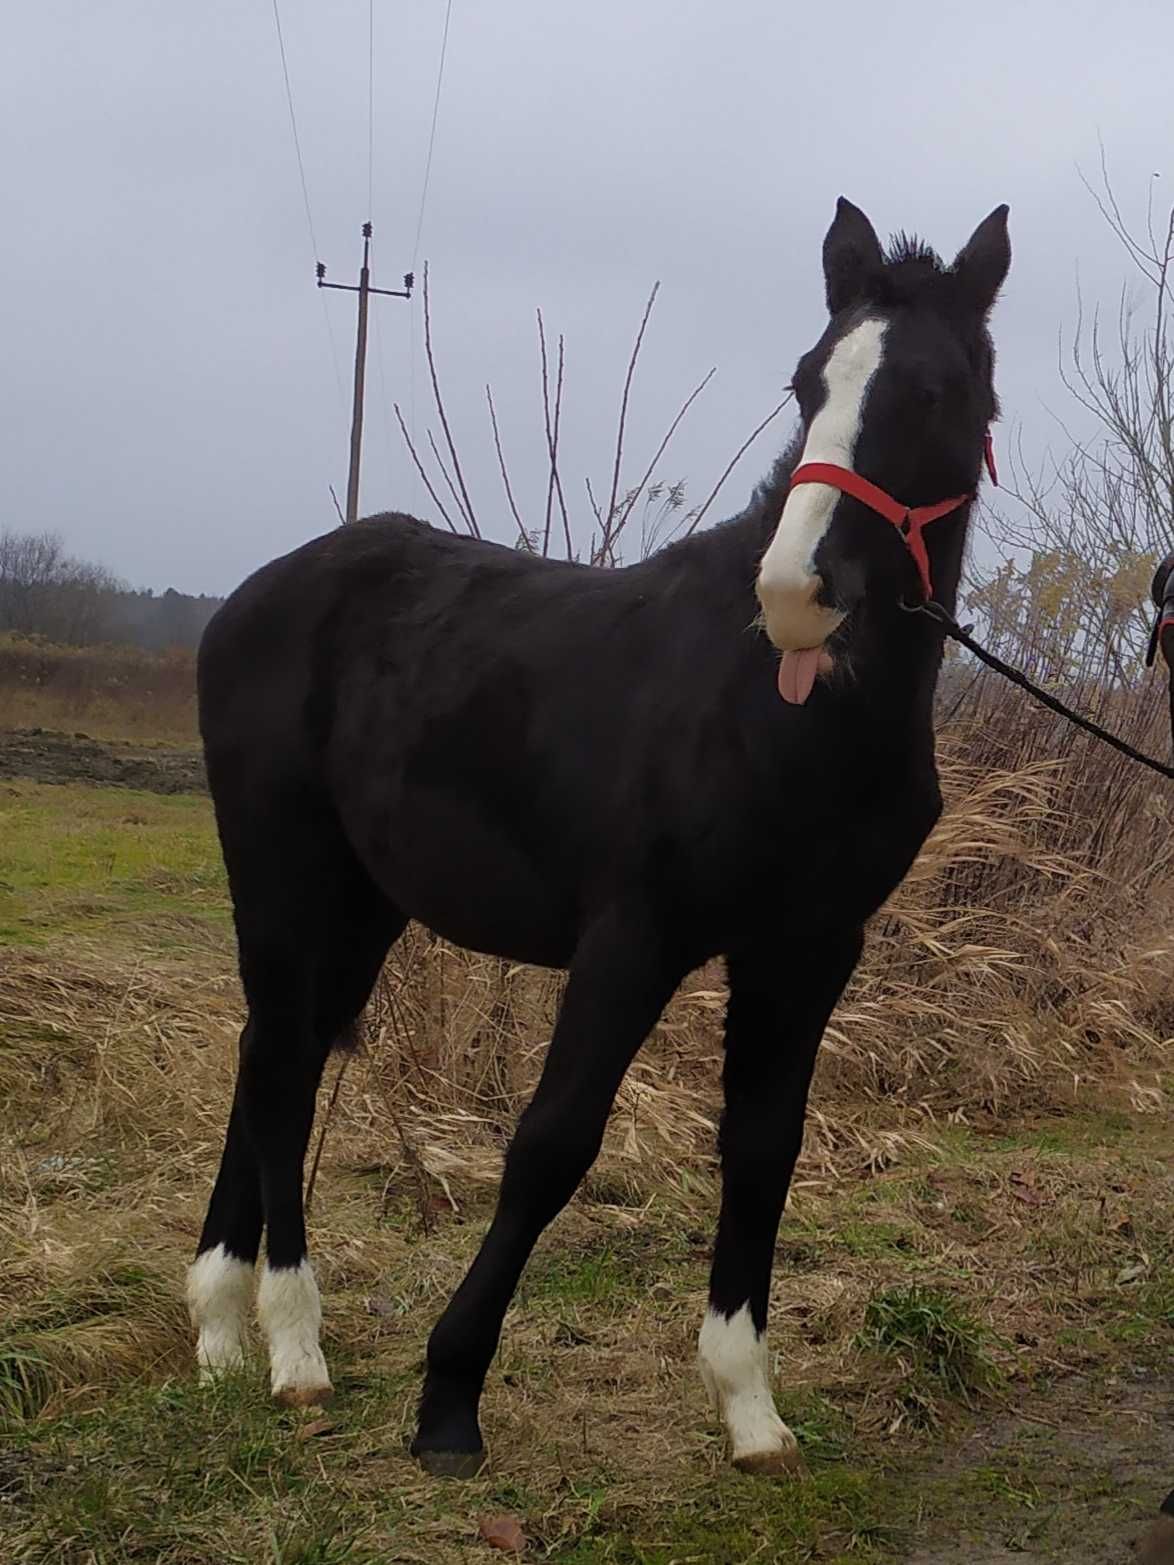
[
  {"left": 757, "top": 316, "right": 889, "bottom": 654},
  {"left": 698, "top": 1304, "right": 802, "bottom": 1472}
]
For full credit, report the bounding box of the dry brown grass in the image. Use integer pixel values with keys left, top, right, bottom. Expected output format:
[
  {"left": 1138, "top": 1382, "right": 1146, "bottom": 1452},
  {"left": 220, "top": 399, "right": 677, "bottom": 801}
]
[
  {"left": 0, "top": 634, "right": 198, "bottom": 742},
  {"left": 2, "top": 714, "right": 1169, "bottom": 1402},
  {"left": 338, "top": 709, "right": 1173, "bottom": 1206},
  {"left": 1, "top": 708, "right": 1172, "bottom": 1558}
]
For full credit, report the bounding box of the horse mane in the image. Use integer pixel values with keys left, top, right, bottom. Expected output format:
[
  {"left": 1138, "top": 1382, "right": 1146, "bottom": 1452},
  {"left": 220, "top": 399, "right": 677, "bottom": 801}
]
[
  {"left": 886, "top": 231, "right": 942, "bottom": 268},
  {"left": 872, "top": 231, "right": 960, "bottom": 308}
]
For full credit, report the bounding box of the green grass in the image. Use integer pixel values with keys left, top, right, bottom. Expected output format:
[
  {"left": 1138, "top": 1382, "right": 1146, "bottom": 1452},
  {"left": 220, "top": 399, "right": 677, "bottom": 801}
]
[
  {"left": 542, "top": 1465, "right": 907, "bottom": 1564},
  {"left": 0, "top": 1369, "right": 905, "bottom": 1565},
  {"left": 522, "top": 1245, "right": 636, "bottom": 1307},
  {"left": 858, "top": 1284, "right": 1000, "bottom": 1407},
  {"left": 929, "top": 1110, "right": 1136, "bottom": 1163},
  {"left": 829, "top": 1218, "right": 917, "bottom": 1259},
  {"left": 4, "top": 1375, "right": 392, "bottom": 1564},
  {"left": 0, "top": 1263, "right": 185, "bottom": 1424},
  {"left": 0, "top": 781, "right": 223, "bottom": 947}
]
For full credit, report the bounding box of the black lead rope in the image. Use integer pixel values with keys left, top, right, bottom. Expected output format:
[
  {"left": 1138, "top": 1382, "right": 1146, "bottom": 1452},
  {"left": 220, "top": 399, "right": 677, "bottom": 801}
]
[{"left": 906, "top": 599, "right": 1174, "bottom": 782}]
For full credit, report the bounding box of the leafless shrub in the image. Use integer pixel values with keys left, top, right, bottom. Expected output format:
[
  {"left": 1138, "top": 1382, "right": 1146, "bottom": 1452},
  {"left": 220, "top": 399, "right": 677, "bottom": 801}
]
[
  {"left": 0, "top": 633, "right": 198, "bottom": 740},
  {"left": 966, "top": 156, "right": 1174, "bottom": 706},
  {"left": 395, "top": 270, "right": 789, "bottom": 564}
]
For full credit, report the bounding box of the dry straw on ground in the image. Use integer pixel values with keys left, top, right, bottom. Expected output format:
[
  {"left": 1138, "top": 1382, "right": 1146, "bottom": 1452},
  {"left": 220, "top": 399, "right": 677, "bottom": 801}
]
[{"left": 2, "top": 690, "right": 1170, "bottom": 1431}]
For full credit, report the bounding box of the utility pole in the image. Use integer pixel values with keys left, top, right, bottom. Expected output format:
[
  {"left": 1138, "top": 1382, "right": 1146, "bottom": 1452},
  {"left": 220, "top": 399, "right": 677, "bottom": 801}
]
[{"left": 317, "top": 223, "right": 413, "bottom": 524}]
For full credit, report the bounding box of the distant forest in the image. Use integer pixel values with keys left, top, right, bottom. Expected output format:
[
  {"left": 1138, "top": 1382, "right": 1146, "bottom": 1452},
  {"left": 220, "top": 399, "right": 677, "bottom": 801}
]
[{"left": 0, "top": 529, "right": 223, "bottom": 651}]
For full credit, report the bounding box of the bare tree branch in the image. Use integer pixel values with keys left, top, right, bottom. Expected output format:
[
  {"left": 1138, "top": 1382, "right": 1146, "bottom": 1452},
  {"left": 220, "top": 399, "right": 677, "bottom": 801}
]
[
  {"left": 485, "top": 383, "right": 528, "bottom": 548},
  {"left": 422, "top": 263, "right": 480, "bottom": 537},
  {"left": 599, "top": 283, "right": 661, "bottom": 559},
  {"left": 428, "top": 429, "right": 477, "bottom": 538},
  {"left": 601, "top": 366, "right": 717, "bottom": 561},
  {"left": 683, "top": 393, "right": 794, "bottom": 538},
  {"left": 392, "top": 402, "right": 459, "bottom": 534},
  {"left": 551, "top": 335, "right": 573, "bottom": 560},
  {"left": 970, "top": 165, "right": 1174, "bottom": 693},
  {"left": 537, "top": 312, "right": 555, "bottom": 558},
  {"left": 536, "top": 312, "right": 573, "bottom": 561},
  {"left": 584, "top": 476, "right": 604, "bottom": 528}
]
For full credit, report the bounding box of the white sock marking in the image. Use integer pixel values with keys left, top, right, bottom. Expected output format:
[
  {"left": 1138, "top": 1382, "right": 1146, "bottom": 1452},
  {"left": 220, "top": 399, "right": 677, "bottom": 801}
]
[
  {"left": 186, "top": 1243, "right": 253, "bottom": 1376},
  {"left": 257, "top": 1259, "right": 332, "bottom": 1400},
  {"left": 757, "top": 316, "right": 888, "bottom": 651},
  {"left": 698, "top": 1303, "right": 798, "bottom": 1465}
]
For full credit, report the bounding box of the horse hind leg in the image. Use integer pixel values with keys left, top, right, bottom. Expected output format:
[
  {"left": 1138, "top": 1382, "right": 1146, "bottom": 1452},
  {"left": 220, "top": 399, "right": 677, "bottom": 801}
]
[
  {"left": 248, "top": 899, "right": 405, "bottom": 1406},
  {"left": 190, "top": 812, "right": 404, "bottom": 1403},
  {"left": 187, "top": 1069, "right": 262, "bottom": 1377}
]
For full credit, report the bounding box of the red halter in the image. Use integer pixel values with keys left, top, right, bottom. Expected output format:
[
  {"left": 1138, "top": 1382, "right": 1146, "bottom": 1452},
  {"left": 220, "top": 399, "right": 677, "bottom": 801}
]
[{"left": 788, "top": 432, "right": 998, "bottom": 602}]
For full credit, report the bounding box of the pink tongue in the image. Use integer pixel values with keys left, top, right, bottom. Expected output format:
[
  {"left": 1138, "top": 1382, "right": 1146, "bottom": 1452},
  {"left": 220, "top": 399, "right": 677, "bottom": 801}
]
[{"left": 778, "top": 647, "right": 822, "bottom": 705}]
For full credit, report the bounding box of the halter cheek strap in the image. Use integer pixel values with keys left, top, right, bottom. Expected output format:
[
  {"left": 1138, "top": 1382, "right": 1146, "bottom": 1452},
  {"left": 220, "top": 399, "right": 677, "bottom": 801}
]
[{"left": 788, "top": 432, "right": 997, "bottom": 602}]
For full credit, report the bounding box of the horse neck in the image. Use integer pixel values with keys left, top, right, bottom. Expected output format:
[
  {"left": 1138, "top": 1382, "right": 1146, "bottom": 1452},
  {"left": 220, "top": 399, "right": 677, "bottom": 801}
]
[{"left": 841, "top": 507, "right": 972, "bottom": 730}]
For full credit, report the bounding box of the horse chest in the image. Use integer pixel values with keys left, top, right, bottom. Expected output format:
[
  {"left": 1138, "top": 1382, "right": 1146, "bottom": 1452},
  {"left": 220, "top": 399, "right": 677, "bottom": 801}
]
[
  {"left": 813, "top": 806, "right": 931, "bottom": 917},
  {"left": 698, "top": 768, "right": 940, "bottom": 940}
]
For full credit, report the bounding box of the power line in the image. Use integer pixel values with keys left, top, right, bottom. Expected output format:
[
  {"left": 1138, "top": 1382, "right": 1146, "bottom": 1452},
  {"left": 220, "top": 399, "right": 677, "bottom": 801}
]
[
  {"left": 270, "top": 0, "right": 347, "bottom": 417},
  {"left": 365, "top": 3, "right": 394, "bottom": 502},
  {"left": 271, "top": 0, "right": 322, "bottom": 261},
  {"left": 411, "top": 0, "right": 454, "bottom": 268},
  {"left": 366, "top": 0, "right": 375, "bottom": 221},
  {"left": 408, "top": 0, "right": 455, "bottom": 511}
]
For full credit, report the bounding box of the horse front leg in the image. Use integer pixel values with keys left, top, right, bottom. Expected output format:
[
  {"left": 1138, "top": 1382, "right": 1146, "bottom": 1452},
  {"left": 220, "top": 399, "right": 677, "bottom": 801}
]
[
  {"left": 699, "top": 927, "right": 863, "bottom": 1475},
  {"left": 411, "top": 905, "right": 687, "bottom": 1476}
]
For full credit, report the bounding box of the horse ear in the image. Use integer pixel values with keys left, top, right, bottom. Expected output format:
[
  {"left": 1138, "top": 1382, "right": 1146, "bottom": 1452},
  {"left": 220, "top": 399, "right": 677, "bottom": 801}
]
[
  {"left": 953, "top": 205, "right": 1011, "bottom": 316},
  {"left": 822, "top": 198, "right": 884, "bottom": 314}
]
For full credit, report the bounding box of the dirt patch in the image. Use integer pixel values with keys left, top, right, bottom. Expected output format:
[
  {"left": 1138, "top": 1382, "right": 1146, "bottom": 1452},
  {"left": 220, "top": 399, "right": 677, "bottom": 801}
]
[
  {"left": 0, "top": 726, "right": 205, "bottom": 794},
  {"left": 907, "top": 1373, "right": 1174, "bottom": 1564}
]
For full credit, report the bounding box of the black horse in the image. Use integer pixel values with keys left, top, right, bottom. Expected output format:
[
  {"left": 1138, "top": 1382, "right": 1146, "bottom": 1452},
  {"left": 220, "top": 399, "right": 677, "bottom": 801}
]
[
  {"left": 187, "top": 197, "right": 1010, "bottom": 1477},
  {"left": 1149, "top": 552, "right": 1174, "bottom": 740},
  {"left": 1136, "top": 557, "right": 1174, "bottom": 1564}
]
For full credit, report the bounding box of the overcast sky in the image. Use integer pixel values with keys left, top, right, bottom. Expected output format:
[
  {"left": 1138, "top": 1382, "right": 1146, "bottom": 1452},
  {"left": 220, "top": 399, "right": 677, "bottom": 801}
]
[{"left": 3, "top": 1, "right": 1172, "bottom": 596}]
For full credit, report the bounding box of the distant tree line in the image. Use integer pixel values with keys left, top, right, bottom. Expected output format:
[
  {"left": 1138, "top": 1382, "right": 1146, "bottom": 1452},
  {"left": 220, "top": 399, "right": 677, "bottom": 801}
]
[{"left": 0, "top": 529, "right": 223, "bottom": 651}]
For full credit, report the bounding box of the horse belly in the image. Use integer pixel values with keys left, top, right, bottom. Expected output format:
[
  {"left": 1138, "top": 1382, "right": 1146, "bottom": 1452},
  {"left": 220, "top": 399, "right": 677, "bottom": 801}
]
[{"left": 351, "top": 785, "right": 579, "bottom": 968}]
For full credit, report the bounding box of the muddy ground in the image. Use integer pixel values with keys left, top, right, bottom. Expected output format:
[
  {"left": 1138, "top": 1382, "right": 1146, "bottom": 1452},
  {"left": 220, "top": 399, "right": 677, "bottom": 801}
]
[
  {"left": 0, "top": 726, "right": 206, "bottom": 794},
  {"left": 907, "top": 1374, "right": 1174, "bottom": 1563}
]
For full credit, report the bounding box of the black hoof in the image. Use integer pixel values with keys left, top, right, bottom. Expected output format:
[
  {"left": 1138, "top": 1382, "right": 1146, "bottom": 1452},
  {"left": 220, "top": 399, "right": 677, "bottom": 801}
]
[
  {"left": 413, "top": 1370, "right": 485, "bottom": 1477},
  {"left": 413, "top": 1445, "right": 488, "bottom": 1479}
]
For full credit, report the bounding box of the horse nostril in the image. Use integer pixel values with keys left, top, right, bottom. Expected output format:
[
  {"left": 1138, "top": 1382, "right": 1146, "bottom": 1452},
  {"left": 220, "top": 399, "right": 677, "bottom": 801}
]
[{"left": 814, "top": 558, "right": 865, "bottom": 613}]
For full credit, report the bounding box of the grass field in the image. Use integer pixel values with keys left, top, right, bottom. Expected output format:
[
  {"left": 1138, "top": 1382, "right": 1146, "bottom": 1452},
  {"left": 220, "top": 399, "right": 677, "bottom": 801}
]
[{"left": 1, "top": 737, "right": 1171, "bottom": 1564}]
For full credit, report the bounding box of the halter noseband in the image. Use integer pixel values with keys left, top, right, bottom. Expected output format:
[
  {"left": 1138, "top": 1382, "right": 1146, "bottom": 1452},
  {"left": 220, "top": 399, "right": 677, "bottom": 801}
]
[{"left": 788, "top": 432, "right": 998, "bottom": 602}]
